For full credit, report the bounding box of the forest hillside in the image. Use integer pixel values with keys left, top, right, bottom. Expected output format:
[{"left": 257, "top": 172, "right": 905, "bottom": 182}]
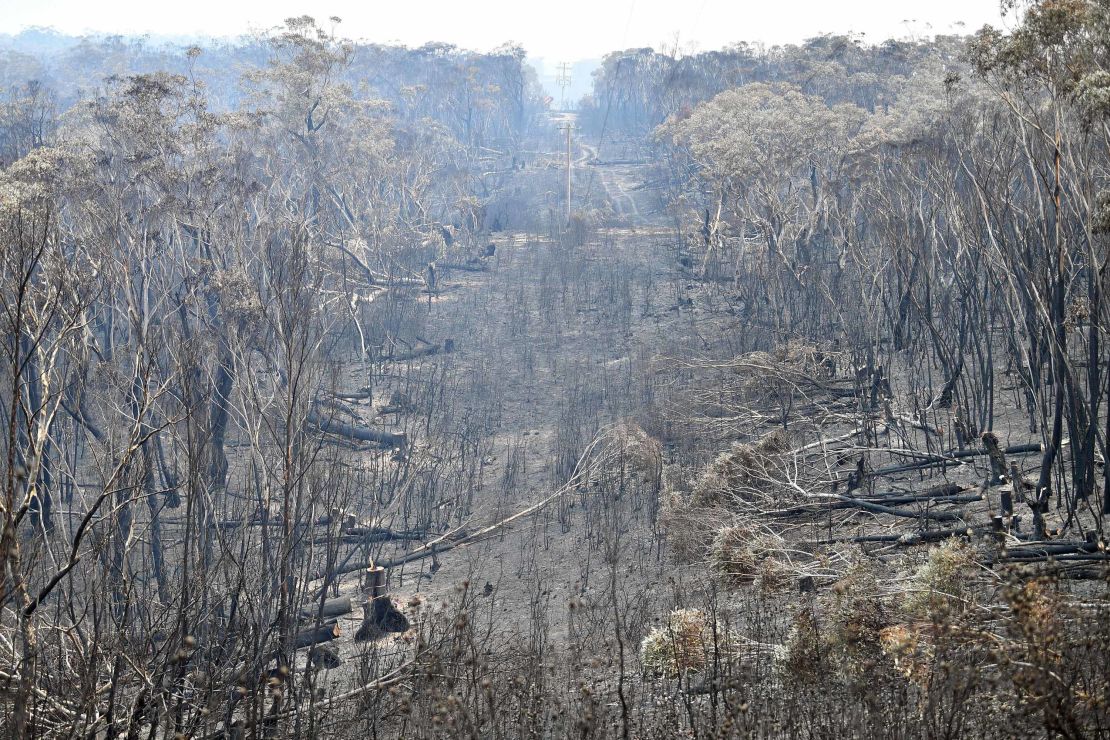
[{"left": 1, "top": 4, "right": 1109, "bottom": 737}]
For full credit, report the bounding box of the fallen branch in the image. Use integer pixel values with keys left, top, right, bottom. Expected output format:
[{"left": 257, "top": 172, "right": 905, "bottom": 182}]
[
  {"left": 793, "top": 426, "right": 866, "bottom": 455},
  {"left": 312, "top": 429, "right": 612, "bottom": 580}
]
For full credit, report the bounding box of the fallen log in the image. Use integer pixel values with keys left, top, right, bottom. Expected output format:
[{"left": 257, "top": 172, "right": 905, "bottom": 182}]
[
  {"left": 292, "top": 621, "right": 340, "bottom": 650},
  {"left": 299, "top": 596, "right": 352, "bottom": 621},
  {"left": 771, "top": 483, "right": 969, "bottom": 517},
  {"left": 997, "top": 541, "right": 1103, "bottom": 558},
  {"left": 895, "top": 523, "right": 999, "bottom": 546},
  {"left": 307, "top": 410, "right": 406, "bottom": 448},
  {"left": 198, "top": 661, "right": 414, "bottom": 739},
  {"left": 771, "top": 493, "right": 981, "bottom": 518},
  {"left": 830, "top": 495, "right": 967, "bottom": 522},
  {"left": 869, "top": 443, "right": 1043, "bottom": 477},
  {"left": 345, "top": 526, "right": 424, "bottom": 541},
  {"left": 814, "top": 534, "right": 902, "bottom": 545},
  {"left": 439, "top": 260, "right": 489, "bottom": 272},
  {"left": 309, "top": 527, "right": 426, "bottom": 546},
  {"left": 311, "top": 431, "right": 611, "bottom": 583},
  {"left": 387, "top": 339, "right": 454, "bottom": 362},
  {"left": 884, "top": 493, "right": 982, "bottom": 506},
  {"left": 990, "top": 553, "right": 1110, "bottom": 565},
  {"left": 871, "top": 482, "right": 965, "bottom": 501},
  {"left": 332, "top": 386, "right": 373, "bottom": 401}
]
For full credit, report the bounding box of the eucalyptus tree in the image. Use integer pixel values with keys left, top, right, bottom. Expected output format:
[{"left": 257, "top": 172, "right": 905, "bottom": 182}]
[
  {"left": 969, "top": 0, "right": 1110, "bottom": 520},
  {"left": 658, "top": 82, "right": 874, "bottom": 341}
]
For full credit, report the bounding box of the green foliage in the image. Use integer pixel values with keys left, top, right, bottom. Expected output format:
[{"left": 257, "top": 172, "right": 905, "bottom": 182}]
[{"left": 1076, "top": 70, "right": 1110, "bottom": 119}]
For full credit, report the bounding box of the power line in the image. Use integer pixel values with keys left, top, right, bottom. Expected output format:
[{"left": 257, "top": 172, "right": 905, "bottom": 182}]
[{"left": 582, "top": 1, "right": 636, "bottom": 207}]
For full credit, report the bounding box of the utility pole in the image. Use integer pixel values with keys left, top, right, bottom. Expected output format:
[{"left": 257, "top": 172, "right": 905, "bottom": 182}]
[
  {"left": 555, "top": 62, "right": 572, "bottom": 110},
  {"left": 562, "top": 122, "right": 573, "bottom": 224}
]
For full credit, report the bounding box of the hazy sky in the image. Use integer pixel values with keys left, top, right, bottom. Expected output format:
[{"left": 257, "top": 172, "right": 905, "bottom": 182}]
[{"left": 0, "top": 0, "right": 1010, "bottom": 60}]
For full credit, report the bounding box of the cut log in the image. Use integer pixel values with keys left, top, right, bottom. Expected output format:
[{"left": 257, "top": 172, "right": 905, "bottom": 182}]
[
  {"left": 306, "top": 410, "right": 406, "bottom": 448},
  {"left": 388, "top": 339, "right": 455, "bottom": 362},
  {"left": 299, "top": 596, "right": 352, "bottom": 621},
  {"left": 332, "top": 386, "right": 373, "bottom": 401},
  {"left": 292, "top": 621, "right": 340, "bottom": 650}
]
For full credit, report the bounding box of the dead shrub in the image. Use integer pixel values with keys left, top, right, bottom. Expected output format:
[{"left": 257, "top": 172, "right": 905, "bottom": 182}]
[
  {"left": 902, "top": 538, "right": 979, "bottom": 620},
  {"left": 690, "top": 429, "right": 790, "bottom": 509},
  {"left": 658, "top": 465, "right": 710, "bottom": 559},
  {"left": 880, "top": 622, "right": 934, "bottom": 683},
  {"left": 777, "top": 562, "right": 890, "bottom": 686},
  {"left": 640, "top": 608, "right": 735, "bottom": 678},
  {"left": 600, "top": 420, "right": 662, "bottom": 490},
  {"left": 562, "top": 210, "right": 596, "bottom": 248},
  {"left": 826, "top": 562, "right": 889, "bottom": 681},
  {"left": 776, "top": 602, "right": 825, "bottom": 684},
  {"left": 709, "top": 523, "right": 789, "bottom": 590}
]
